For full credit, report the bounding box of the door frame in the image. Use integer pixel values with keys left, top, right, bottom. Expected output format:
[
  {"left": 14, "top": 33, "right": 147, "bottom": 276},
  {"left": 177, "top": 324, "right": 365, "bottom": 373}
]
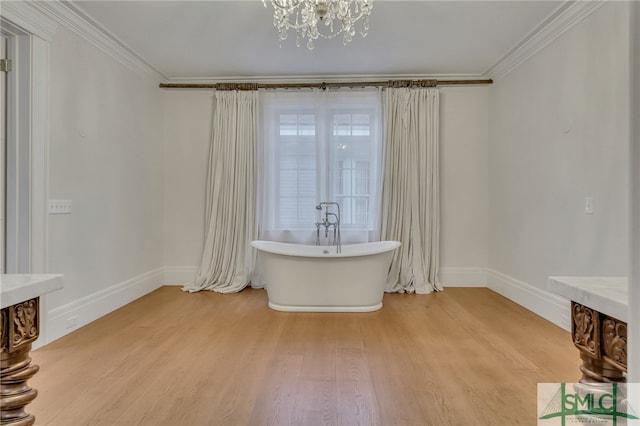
[{"left": 0, "top": 3, "right": 56, "bottom": 346}]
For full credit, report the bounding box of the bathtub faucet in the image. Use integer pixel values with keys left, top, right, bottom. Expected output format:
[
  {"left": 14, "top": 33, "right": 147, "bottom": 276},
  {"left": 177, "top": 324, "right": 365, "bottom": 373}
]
[{"left": 314, "top": 202, "right": 341, "bottom": 253}]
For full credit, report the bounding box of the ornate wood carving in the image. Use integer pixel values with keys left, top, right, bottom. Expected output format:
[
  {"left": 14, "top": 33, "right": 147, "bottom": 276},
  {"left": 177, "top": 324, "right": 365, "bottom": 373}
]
[
  {"left": 9, "top": 299, "right": 39, "bottom": 351},
  {"left": 570, "top": 302, "right": 628, "bottom": 384},
  {"left": 1, "top": 298, "right": 40, "bottom": 426},
  {"left": 602, "top": 316, "right": 627, "bottom": 371},
  {"left": 0, "top": 308, "right": 7, "bottom": 352},
  {"left": 571, "top": 302, "right": 600, "bottom": 358}
]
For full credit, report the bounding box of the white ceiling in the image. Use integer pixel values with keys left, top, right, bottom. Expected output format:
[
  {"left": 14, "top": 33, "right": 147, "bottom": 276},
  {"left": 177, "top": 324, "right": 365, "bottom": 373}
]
[{"left": 69, "top": 0, "right": 567, "bottom": 81}]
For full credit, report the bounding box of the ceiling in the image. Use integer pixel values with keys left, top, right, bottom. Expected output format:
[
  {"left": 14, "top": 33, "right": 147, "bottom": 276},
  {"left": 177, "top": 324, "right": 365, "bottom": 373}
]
[{"left": 69, "top": 0, "right": 567, "bottom": 81}]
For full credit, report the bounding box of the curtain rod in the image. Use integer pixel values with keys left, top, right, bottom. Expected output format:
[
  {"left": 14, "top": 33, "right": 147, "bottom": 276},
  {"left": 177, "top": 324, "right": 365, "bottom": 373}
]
[{"left": 158, "top": 79, "right": 493, "bottom": 91}]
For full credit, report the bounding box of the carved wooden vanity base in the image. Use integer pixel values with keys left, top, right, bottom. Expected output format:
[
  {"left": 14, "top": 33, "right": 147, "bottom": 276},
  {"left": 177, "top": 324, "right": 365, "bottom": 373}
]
[
  {"left": 579, "top": 353, "right": 626, "bottom": 383},
  {"left": 571, "top": 301, "right": 627, "bottom": 384},
  {"left": 1, "top": 298, "right": 40, "bottom": 426}
]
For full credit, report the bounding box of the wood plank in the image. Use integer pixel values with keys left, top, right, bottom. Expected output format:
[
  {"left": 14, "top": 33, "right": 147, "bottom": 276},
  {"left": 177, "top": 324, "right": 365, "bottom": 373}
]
[{"left": 29, "top": 286, "right": 580, "bottom": 425}]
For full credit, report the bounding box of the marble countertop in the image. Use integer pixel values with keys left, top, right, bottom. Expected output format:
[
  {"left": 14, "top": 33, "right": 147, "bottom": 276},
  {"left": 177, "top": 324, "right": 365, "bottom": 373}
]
[
  {"left": 0, "top": 274, "right": 64, "bottom": 309},
  {"left": 548, "top": 276, "right": 628, "bottom": 322}
]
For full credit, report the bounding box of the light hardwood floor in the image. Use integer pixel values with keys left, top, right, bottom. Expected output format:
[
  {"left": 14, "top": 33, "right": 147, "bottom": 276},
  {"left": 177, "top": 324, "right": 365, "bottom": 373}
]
[{"left": 30, "top": 287, "right": 580, "bottom": 426}]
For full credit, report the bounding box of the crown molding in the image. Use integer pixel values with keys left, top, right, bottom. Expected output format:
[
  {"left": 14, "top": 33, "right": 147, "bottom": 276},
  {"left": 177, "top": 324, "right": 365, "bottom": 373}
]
[
  {"left": 486, "top": 0, "right": 606, "bottom": 81},
  {"left": 29, "top": 0, "right": 165, "bottom": 84},
  {"left": 11, "top": 0, "right": 603, "bottom": 87},
  {"left": 0, "top": 1, "right": 58, "bottom": 41}
]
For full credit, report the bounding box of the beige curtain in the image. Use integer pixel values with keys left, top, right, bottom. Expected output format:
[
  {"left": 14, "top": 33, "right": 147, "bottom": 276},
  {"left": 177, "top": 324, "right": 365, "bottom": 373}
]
[
  {"left": 183, "top": 90, "right": 258, "bottom": 293},
  {"left": 380, "top": 87, "right": 442, "bottom": 294}
]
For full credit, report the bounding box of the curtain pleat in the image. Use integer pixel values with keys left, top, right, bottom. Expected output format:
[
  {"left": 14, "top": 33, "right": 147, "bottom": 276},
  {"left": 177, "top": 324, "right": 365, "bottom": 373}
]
[
  {"left": 380, "top": 88, "right": 441, "bottom": 294},
  {"left": 183, "top": 91, "right": 258, "bottom": 293}
]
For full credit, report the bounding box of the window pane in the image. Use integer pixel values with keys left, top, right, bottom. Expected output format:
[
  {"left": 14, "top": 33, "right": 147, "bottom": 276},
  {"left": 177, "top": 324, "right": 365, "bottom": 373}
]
[
  {"left": 335, "top": 125, "right": 351, "bottom": 136},
  {"left": 279, "top": 124, "right": 297, "bottom": 136},
  {"left": 298, "top": 170, "right": 316, "bottom": 196},
  {"left": 355, "top": 161, "right": 369, "bottom": 194},
  {"left": 352, "top": 114, "right": 370, "bottom": 136},
  {"left": 280, "top": 156, "right": 297, "bottom": 169},
  {"left": 262, "top": 94, "right": 381, "bottom": 234},
  {"left": 299, "top": 125, "right": 315, "bottom": 136},
  {"left": 332, "top": 112, "right": 372, "bottom": 136},
  {"left": 279, "top": 170, "right": 298, "bottom": 196},
  {"left": 299, "top": 114, "right": 314, "bottom": 124},
  {"left": 353, "top": 114, "right": 369, "bottom": 124},
  {"left": 352, "top": 125, "right": 370, "bottom": 136},
  {"left": 276, "top": 112, "right": 318, "bottom": 228},
  {"left": 279, "top": 114, "right": 316, "bottom": 136}
]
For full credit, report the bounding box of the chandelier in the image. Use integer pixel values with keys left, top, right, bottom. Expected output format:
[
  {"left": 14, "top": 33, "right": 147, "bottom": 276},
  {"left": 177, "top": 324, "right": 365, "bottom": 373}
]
[{"left": 263, "top": 0, "right": 373, "bottom": 50}]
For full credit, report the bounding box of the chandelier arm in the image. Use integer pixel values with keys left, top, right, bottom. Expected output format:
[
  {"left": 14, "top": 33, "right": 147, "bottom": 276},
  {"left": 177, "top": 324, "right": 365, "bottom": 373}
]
[{"left": 268, "top": 0, "right": 301, "bottom": 11}]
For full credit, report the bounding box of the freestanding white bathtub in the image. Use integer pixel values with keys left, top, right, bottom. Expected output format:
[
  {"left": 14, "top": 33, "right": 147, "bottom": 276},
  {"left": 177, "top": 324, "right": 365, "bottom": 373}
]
[{"left": 251, "top": 240, "right": 401, "bottom": 312}]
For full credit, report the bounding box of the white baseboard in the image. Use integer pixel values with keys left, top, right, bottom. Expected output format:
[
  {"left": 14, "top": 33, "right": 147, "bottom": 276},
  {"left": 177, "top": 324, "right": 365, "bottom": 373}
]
[
  {"left": 440, "top": 267, "right": 487, "bottom": 287},
  {"left": 164, "top": 265, "right": 197, "bottom": 286},
  {"left": 41, "top": 268, "right": 165, "bottom": 347},
  {"left": 36, "top": 265, "right": 570, "bottom": 350},
  {"left": 487, "top": 269, "right": 571, "bottom": 331}
]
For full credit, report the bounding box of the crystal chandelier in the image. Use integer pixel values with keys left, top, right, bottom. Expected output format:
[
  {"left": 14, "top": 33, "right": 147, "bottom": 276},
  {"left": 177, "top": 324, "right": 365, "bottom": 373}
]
[{"left": 263, "top": 0, "right": 373, "bottom": 50}]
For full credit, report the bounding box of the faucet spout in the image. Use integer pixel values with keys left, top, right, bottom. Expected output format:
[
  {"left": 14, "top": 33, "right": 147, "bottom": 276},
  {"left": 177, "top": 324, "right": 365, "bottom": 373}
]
[{"left": 314, "top": 202, "right": 341, "bottom": 253}]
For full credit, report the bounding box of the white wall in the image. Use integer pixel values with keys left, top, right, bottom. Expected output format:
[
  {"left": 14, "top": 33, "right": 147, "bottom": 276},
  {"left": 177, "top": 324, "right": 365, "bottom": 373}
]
[
  {"left": 45, "top": 26, "right": 165, "bottom": 342},
  {"left": 163, "top": 90, "right": 213, "bottom": 283},
  {"left": 162, "top": 88, "right": 490, "bottom": 286},
  {"left": 440, "top": 86, "right": 489, "bottom": 285},
  {"left": 488, "top": 2, "right": 629, "bottom": 314}
]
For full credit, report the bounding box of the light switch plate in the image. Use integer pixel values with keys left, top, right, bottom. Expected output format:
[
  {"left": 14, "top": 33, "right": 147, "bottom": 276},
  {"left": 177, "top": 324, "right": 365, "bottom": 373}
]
[
  {"left": 48, "top": 200, "right": 72, "bottom": 214},
  {"left": 584, "top": 197, "right": 593, "bottom": 215}
]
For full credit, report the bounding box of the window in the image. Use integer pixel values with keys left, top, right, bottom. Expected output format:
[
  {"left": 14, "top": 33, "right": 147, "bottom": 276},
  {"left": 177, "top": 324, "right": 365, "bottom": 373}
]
[
  {"left": 277, "top": 112, "right": 317, "bottom": 228},
  {"left": 332, "top": 111, "right": 374, "bottom": 228},
  {"left": 259, "top": 89, "right": 382, "bottom": 243}
]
